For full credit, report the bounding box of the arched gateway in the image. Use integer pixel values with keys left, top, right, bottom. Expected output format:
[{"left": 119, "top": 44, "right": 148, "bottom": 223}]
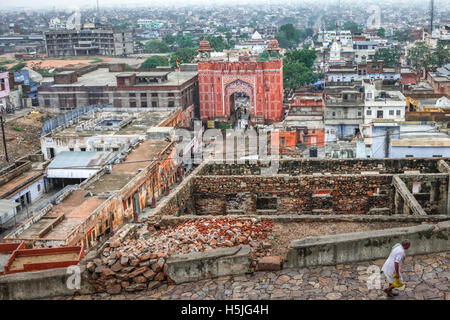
[{"left": 198, "top": 39, "right": 283, "bottom": 125}]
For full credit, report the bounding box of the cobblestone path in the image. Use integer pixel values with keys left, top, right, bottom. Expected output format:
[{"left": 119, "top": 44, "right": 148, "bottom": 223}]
[{"left": 63, "top": 253, "right": 449, "bottom": 300}]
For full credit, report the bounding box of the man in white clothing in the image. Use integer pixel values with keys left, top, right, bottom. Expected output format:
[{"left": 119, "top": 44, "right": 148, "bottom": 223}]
[{"left": 382, "top": 239, "right": 411, "bottom": 297}]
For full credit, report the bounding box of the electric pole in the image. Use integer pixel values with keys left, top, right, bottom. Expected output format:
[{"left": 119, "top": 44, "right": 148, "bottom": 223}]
[
  {"left": 430, "top": 0, "right": 435, "bottom": 33},
  {"left": 0, "top": 114, "right": 9, "bottom": 163}
]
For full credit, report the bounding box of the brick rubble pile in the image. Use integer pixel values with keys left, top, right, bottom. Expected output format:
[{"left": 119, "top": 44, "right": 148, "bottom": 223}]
[{"left": 86, "top": 218, "right": 272, "bottom": 294}]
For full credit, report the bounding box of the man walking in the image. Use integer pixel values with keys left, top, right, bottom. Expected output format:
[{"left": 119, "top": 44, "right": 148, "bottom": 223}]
[{"left": 382, "top": 240, "right": 411, "bottom": 297}]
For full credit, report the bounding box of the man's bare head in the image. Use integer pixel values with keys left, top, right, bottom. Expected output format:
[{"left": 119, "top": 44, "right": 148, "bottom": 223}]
[{"left": 402, "top": 239, "right": 411, "bottom": 250}]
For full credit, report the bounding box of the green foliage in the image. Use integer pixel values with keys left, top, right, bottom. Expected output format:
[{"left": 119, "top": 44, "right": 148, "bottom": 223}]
[
  {"left": 275, "top": 24, "right": 302, "bottom": 49},
  {"left": 175, "top": 33, "right": 195, "bottom": 49},
  {"left": 341, "top": 21, "right": 364, "bottom": 34},
  {"left": 239, "top": 33, "right": 249, "bottom": 39},
  {"left": 145, "top": 40, "right": 170, "bottom": 53},
  {"left": 433, "top": 42, "right": 450, "bottom": 68},
  {"left": 374, "top": 47, "right": 401, "bottom": 67},
  {"left": 8, "top": 62, "right": 26, "bottom": 71},
  {"left": 392, "top": 30, "right": 411, "bottom": 42},
  {"left": 408, "top": 42, "right": 434, "bottom": 72},
  {"left": 163, "top": 34, "right": 176, "bottom": 45},
  {"left": 216, "top": 25, "right": 229, "bottom": 33},
  {"left": 258, "top": 50, "right": 270, "bottom": 61},
  {"left": 170, "top": 48, "right": 198, "bottom": 68},
  {"left": 140, "top": 56, "right": 169, "bottom": 69},
  {"left": 283, "top": 49, "right": 319, "bottom": 89},
  {"left": 12, "top": 125, "right": 22, "bottom": 131},
  {"left": 205, "top": 35, "right": 229, "bottom": 52},
  {"left": 284, "top": 49, "right": 317, "bottom": 69},
  {"left": 377, "top": 27, "right": 386, "bottom": 38}
]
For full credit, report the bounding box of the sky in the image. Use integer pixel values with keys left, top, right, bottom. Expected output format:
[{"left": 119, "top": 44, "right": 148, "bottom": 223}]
[{"left": 1, "top": 0, "right": 433, "bottom": 10}]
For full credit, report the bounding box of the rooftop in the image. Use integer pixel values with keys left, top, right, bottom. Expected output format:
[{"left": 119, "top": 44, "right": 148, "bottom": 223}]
[
  {"left": 85, "top": 140, "right": 171, "bottom": 194},
  {"left": 49, "top": 68, "right": 197, "bottom": 88}
]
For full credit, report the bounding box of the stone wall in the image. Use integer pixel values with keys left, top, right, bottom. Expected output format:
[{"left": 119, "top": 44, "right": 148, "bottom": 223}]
[
  {"left": 285, "top": 221, "right": 450, "bottom": 268},
  {"left": 199, "top": 158, "right": 446, "bottom": 176},
  {"left": 192, "top": 175, "right": 393, "bottom": 215}
]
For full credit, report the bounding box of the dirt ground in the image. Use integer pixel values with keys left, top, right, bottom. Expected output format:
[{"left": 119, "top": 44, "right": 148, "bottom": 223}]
[
  {"left": 264, "top": 221, "right": 418, "bottom": 260},
  {"left": 0, "top": 114, "right": 45, "bottom": 166}
]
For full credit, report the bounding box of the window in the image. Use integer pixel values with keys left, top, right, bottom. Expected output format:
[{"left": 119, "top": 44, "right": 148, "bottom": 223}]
[
  {"left": 396, "top": 110, "right": 401, "bottom": 116},
  {"left": 358, "top": 112, "right": 362, "bottom": 117},
  {"left": 152, "top": 101, "right": 157, "bottom": 108},
  {"left": 130, "top": 100, "right": 136, "bottom": 107},
  {"left": 113, "top": 148, "right": 119, "bottom": 152},
  {"left": 129, "top": 93, "right": 136, "bottom": 97},
  {"left": 96, "top": 148, "right": 103, "bottom": 151},
  {"left": 367, "top": 110, "right": 372, "bottom": 115},
  {"left": 152, "top": 93, "right": 158, "bottom": 97},
  {"left": 168, "top": 93, "right": 174, "bottom": 97},
  {"left": 80, "top": 148, "right": 86, "bottom": 151},
  {"left": 377, "top": 110, "right": 383, "bottom": 119},
  {"left": 69, "top": 148, "right": 74, "bottom": 151},
  {"left": 37, "top": 184, "right": 41, "bottom": 192},
  {"left": 168, "top": 101, "right": 175, "bottom": 107},
  {"left": 389, "top": 110, "right": 394, "bottom": 116},
  {"left": 280, "top": 137, "right": 285, "bottom": 146},
  {"left": 140, "top": 93, "right": 147, "bottom": 98},
  {"left": 256, "top": 197, "right": 277, "bottom": 210}
]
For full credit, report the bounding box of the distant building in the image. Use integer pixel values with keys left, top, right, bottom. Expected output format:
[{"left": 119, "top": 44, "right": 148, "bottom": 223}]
[
  {"left": 38, "top": 63, "right": 198, "bottom": 113},
  {"left": 363, "top": 83, "right": 406, "bottom": 124},
  {"left": 0, "top": 72, "right": 10, "bottom": 113},
  {"left": 234, "top": 31, "right": 267, "bottom": 54},
  {"left": 44, "top": 24, "right": 133, "bottom": 57},
  {"left": 427, "top": 63, "right": 450, "bottom": 95}
]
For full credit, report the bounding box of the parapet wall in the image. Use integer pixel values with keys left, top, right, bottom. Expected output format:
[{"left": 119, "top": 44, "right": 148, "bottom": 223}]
[{"left": 285, "top": 221, "right": 450, "bottom": 268}]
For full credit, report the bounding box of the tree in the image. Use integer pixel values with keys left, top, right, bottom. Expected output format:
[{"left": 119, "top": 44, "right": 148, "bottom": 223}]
[
  {"left": 432, "top": 42, "right": 450, "bottom": 68},
  {"left": 284, "top": 49, "right": 317, "bottom": 69},
  {"left": 374, "top": 47, "right": 401, "bottom": 67},
  {"left": 239, "top": 33, "right": 249, "bottom": 39},
  {"left": 140, "top": 56, "right": 169, "bottom": 69},
  {"left": 225, "top": 32, "right": 232, "bottom": 46},
  {"left": 175, "top": 33, "right": 195, "bottom": 49},
  {"left": 170, "top": 48, "right": 198, "bottom": 68},
  {"left": 163, "top": 34, "right": 176, "bottom": 46},
  {"left": 282, "top": 48, "right": 319, "bottom": 89},
  {"left": 283, "top": 62, "right": 319, "bottom": 89},
  {"left": 216, "top": 25, "right": 229, "bottom": 33},
  {"left": 275, "top": 24, "right": 302, "bottom": 49},
  {"left": 408, "top": 42, "right": 434, "bottom": 73},
  {"left": 377, "top": 27, "right": 386, "bottom": 38},
  {"left": 341, "top": 21, "right": 363, "bottom": 34},
  {"left": 205, "top": 35, "right": 227, "bottom": 52},
  {"left": 145, "top": 40, "right": 170, "bottom": 53}
]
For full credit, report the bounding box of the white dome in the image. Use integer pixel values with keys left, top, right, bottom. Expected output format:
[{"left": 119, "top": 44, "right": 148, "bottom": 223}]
[{"left": 251, "top": 31, "right": 262, "bottom": 40}]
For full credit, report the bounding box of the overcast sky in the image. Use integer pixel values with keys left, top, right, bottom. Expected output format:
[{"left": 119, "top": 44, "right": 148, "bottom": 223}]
[{"left": 2, "top": 0, "right": 433, "bottom": 10}]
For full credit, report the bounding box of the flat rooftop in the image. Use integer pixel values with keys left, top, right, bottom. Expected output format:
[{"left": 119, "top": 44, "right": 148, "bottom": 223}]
[
  {"left": 85, "top": 140, "right": 171, "bottom": 194},
  {"left": 12, "top": 190, "right": 106, "bottom": 240},
  {"left": 50, "top": 109, "right": 172, "bottom": 138},
  {"left": 0, "top": 170, "right": 42, "bottom": 198},
  {"left": 50, "top": 68, "right": 197, "bottom": 87}
]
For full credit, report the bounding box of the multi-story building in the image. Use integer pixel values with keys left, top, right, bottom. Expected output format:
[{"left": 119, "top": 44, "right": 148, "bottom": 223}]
[
  {"left": 324, "top": 81, "right": 365, "bottom": 142},
  {"left": 44, "top": 24, "right": 133, "bottom": 57},
  {"left": 38, "top": 63, "right": 198, "bottom": 113},
  {"left": 0, "top": 72, "right": 10, "bottom": 113},
  {"left": 363, "top": 83, "right": 406, "bottom": 124}
]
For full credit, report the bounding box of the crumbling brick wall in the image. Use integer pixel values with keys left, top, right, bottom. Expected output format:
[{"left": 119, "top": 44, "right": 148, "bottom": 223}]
[{"left": 192, "top": 175, "right": 393, "bottom": 215}]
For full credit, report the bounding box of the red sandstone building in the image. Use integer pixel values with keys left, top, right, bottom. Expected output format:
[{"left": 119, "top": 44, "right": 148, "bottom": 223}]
[{"left": 197, "top": 39, "right": 283, "bottom": 124}]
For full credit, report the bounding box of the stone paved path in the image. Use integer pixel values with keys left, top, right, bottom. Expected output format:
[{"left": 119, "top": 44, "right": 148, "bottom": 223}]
[{"left": 63, "top": 253, "right": 449, "bottom": 300}]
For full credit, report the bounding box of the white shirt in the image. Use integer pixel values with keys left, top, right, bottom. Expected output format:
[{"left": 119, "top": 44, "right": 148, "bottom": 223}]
[{"left": 382, "top": 244, "right": 405, "bottom": 277}]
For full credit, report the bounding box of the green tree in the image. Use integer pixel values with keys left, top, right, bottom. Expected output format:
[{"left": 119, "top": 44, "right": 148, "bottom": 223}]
[
  {"left": 175, "top": 33, "right": 195, "bottom": 49},
  {"left": 408, "top": 42, "right": 434, "bottom": 73},
  {"left": 216, "top": 25, "right": 229, "bottom": 33},
  {"left": 282, "top": 48, "right": 318, "bottom": 89},
  {"left": 239, "top": 33, "right": 249, "bottom": 39},
  {"left": 377, "top": 27, "right": 386, "bottom": 38},
  {"left": 341, "top": 21, "right": 363, "bottom": 34},
  {"left": 283, "top": 62, "right": 319, "bottom": 89},
  {"left": 275, "top": 24, "right": 302, "bottom": 49},
  {"left": 374, "top": 47, "right": 401, "bottom": 67},
  {"left": 205, "top": 35, "right": 227, "bottom": 52},
  {"left": 170, "top": 48, "right": 198, "bottom": 68},
  {"left": 140, "top": 56, "right": 169, "bottom": 69},
  {"left": 145, "top": 40, "right": 170, "bottom": 53},
  {"left": 284, "top": 49, "right": 317, "bottom": 69},
  {"left": 163, "top": 34, "right": 176, "bottom": 46},
  {"left": 432, "top": 42, "right": 450, "bottom": 67},
  {"left": 225, "top": 32, "right": 232, "bottom": 46}
]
